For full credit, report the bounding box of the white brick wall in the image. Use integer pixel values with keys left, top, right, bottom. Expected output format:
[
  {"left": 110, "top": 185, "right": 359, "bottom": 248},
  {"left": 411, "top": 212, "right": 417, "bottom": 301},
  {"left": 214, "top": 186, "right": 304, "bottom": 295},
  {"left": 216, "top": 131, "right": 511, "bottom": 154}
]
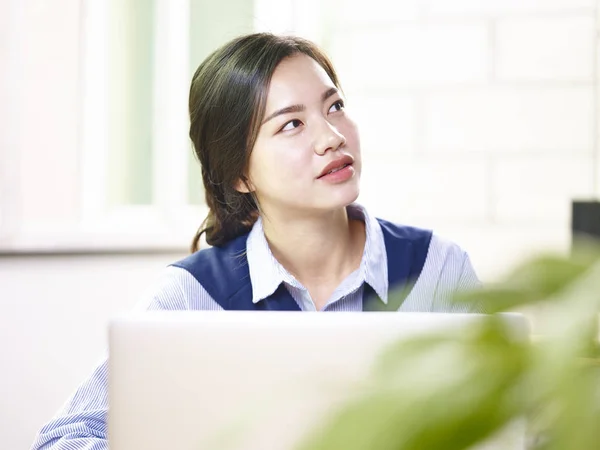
[
  {"left": 492, "top": 155, "right": 595, "bottom": 224},
  {"left": 324, "top": 0, "right": 600, "bottom": 280},
  {"left": 329, "top": 23, "right": 489, "bottom": 89},
  {"left": 423, "top": 87, "right": 594, "bottom": 153},
  {"left": 425, "top": 0, "right": 595, "bottom": 16},
  {"left": 358, "top": 154, "right": 489, "bottom": 223},
  {"left": 496, "top": 16, "right": 595, "bottom": 81},
  {"left": 349, "top": 94, "right": 417, "bottom": 154},
  {"left": 334, "top": 0, "right": 421, "bottom": 24}
]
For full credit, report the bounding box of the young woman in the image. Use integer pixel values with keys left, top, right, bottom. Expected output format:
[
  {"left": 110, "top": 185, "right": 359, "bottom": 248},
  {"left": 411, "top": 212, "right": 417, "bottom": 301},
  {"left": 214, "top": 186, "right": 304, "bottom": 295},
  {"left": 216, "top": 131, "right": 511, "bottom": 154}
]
[{"left": 31, "top": 32, "right": 482, "bottom": 449}]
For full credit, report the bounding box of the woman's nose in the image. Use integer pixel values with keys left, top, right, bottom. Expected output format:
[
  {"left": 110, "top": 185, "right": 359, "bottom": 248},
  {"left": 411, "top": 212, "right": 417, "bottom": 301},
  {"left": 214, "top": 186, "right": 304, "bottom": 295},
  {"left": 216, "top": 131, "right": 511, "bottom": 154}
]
[{"left": 313, "top": 121, "right": 346, "bottom": 156}]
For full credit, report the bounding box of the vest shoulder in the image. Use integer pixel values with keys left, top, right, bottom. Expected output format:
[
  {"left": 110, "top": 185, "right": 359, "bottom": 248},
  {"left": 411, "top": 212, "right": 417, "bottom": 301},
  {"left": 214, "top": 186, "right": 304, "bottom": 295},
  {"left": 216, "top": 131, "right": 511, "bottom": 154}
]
[
  {"left": 172, "top": 235, "right": 248, "bottom": 272},
  {"left": 376, "top": 217, "right": 433, "bottom": 243},
  {"left": 169, "top": 234, "right": 251, "bottom": 308}
]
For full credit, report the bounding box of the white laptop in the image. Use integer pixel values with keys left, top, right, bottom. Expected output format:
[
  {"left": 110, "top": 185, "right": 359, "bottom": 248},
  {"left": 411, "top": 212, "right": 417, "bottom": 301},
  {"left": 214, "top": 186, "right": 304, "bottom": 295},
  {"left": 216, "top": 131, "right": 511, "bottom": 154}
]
[{"left": 108, "top": 311, "right": 529, "bottom": 450}]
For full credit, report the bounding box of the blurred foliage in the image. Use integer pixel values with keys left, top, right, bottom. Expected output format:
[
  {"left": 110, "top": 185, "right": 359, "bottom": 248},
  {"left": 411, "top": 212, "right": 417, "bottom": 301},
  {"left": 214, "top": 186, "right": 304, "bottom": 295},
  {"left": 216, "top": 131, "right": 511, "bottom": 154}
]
[{"left": 298, "top": 237, "right": 600, "bottom": 450}]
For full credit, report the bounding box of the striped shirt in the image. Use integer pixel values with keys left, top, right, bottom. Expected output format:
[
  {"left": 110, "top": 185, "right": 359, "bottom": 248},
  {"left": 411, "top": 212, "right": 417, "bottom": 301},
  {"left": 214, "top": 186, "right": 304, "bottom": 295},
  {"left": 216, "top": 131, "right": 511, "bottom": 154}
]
[{"left": 31, "top": 204, "right": 481, "bottom": 449}]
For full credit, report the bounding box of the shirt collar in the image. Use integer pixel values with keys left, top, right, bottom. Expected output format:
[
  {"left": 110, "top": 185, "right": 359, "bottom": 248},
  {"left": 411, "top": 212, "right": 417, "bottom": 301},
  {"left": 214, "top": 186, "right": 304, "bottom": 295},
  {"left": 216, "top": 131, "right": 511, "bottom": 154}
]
[
  {"left": 349, "top": 204, "right": 389, "bottom": 304},
  {"left": 246, "top": 216, "right": 288, "bottom": 303},
  {"left": 246, "top": 203, "right": 389, "bottom": 305}
]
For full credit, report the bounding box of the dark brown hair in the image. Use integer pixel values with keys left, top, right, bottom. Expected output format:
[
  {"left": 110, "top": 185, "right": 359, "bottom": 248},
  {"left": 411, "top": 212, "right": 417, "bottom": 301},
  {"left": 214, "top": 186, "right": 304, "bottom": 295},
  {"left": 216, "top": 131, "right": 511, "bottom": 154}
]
[{"left": 188, "top": 33, "right": 341, "bottom": 252}]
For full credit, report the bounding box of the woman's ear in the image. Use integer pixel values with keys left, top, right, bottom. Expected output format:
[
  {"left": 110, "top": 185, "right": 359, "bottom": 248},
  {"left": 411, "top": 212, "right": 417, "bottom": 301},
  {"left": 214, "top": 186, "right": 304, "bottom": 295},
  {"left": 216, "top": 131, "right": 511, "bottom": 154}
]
[{"left": 234, "top": 176, "right": 255, "bottom": 194}]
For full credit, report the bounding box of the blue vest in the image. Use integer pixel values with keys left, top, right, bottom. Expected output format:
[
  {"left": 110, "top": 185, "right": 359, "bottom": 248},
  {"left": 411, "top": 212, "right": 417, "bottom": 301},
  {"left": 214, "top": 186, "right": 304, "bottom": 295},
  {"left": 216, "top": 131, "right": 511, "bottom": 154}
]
[{"left": 172, "top": 218, "right": 432, "bottom": 311}]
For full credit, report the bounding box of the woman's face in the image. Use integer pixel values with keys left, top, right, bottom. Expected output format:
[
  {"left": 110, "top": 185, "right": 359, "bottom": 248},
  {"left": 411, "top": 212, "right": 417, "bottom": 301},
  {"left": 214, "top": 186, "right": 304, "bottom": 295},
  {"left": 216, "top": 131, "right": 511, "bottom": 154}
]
[{"left": 242, "top": 53, "right": 361, "bottom": 217}]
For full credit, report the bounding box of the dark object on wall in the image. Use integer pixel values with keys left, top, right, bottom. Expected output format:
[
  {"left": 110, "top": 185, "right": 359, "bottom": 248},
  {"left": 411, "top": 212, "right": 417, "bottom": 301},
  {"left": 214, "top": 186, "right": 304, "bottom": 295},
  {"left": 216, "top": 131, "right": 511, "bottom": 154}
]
[{"left": 571, "top": 200, "right": 600, "bottom": 244}]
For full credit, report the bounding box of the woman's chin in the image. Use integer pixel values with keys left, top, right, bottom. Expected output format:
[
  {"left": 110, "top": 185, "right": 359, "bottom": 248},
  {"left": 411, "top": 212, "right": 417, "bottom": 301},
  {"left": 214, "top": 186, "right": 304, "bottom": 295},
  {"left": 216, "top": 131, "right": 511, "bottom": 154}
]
[{"left": 325, "top": 186, "right": 361, "bottom": 209}]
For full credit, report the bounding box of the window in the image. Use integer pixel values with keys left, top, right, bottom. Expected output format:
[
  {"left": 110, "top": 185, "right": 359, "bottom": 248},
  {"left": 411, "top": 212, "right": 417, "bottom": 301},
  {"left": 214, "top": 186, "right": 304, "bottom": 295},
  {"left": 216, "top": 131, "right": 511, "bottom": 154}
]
[{"left": 0, "top": 0, "right": 299, "bottom": 252}]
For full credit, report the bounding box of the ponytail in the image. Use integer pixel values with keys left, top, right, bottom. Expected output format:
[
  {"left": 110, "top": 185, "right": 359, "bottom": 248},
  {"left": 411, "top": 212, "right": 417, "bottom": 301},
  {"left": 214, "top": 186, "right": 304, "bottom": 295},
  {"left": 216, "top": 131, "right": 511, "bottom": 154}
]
[{"left": 190, "top": 182, "right": 258, "bottom": 252}]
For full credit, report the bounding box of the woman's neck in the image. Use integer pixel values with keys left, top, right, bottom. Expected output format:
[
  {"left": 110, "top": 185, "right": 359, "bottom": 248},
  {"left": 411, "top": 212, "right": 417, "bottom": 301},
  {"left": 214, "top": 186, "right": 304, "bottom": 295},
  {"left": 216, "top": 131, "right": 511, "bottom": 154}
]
[{"left": 261, "top": 206, "right": 366, "bottom": 288}]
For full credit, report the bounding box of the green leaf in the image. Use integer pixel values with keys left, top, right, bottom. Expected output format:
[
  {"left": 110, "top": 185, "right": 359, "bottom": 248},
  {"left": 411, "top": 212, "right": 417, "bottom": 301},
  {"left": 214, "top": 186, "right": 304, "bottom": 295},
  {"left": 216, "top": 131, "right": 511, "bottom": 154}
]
[{"left": 298, "top": 318, "right": 531, "bottom": 450}]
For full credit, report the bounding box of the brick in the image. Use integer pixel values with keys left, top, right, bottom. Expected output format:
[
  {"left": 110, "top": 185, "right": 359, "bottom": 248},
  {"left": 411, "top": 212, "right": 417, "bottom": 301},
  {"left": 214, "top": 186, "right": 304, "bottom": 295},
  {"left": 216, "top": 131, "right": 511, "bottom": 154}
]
[
  {"left": 496, "top": 16, "right": 595, "bottom": 81},
  {"left": 332, "top": 0, "right": 420, "bottom": 25},
  {"left": 424, "top": 87, "right": 594, "bottom": 153},
  {"left": 426, "top": 0, "right": 595, "bottom": 16},
  {"left": 289, "top": 0, "right": 325, "bottom": 44},
  {"left": 254, "top": 0, "right": 294, "bottom": 33},
  {"left": 492, "top": 155, "right": 595, "bottom": 223},
  {"left": 348, "top": 94, "right": 416, "bottom": 155},
  {"left": 357, "top": 154, "right": 488, "bottom": 222},
  {"left": 328, "top": 23, "right": 489, "bottom": 89}
]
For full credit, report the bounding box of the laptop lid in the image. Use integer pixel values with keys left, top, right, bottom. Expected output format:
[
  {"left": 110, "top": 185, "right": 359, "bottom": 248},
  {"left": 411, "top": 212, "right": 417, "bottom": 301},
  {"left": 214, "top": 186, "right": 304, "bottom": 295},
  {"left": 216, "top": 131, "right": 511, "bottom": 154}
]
[{"left": 108, "top": 311, "right": 528, "bottom": 450}]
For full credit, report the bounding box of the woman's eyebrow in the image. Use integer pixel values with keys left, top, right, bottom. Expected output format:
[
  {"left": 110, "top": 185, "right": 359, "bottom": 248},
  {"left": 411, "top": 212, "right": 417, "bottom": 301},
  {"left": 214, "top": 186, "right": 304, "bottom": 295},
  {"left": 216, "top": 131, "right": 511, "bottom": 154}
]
[
  {"left": 321, "top": 87, "right": 338, "bottom": 102},
  {"left": 262, "top": 87, "right": 339, "bottom": 125},
  {"left": 262, "top": 104, "right": 305, "bottom": 125}
]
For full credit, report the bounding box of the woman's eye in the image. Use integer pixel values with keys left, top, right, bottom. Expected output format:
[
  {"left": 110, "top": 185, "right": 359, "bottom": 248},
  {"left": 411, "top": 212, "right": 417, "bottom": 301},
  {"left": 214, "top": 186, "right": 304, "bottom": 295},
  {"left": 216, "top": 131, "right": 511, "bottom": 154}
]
[
  {"left": 281, "top": 119, "right": 303, "bottom": 132},
  {"left": 328, "top": 100, "right": 345, "bottom": 113}
]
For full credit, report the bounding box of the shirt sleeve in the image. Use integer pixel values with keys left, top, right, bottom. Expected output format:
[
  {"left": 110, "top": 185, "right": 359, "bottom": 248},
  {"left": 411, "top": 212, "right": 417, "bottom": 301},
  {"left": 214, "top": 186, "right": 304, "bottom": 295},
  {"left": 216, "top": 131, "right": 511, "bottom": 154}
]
[
  {"left": 434, "top": 246, "right": 484, "bottom": 313},
  {"left": 454, "top": 250, "right": 485, "bottom": 313},
  {"left": 30, "top": 266, "right": 218, "bottom": 450},
  {"left": 416, "top": 234, "right": 483, "bottom": 313},
  {"left": 31, "top": 360, "right": 110, "bottom": 450}
]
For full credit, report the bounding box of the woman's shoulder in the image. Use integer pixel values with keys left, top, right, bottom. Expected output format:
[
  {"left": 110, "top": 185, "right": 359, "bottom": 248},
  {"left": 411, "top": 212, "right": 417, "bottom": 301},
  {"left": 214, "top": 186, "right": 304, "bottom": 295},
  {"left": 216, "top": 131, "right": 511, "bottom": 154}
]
[
  {"left": 374, "top": 215, "right": 469, "bottom": 261},
  {"left": 134, "top": 265, "right": 223, "bottom": 311},
  {"left": 171, "top": 233, "right": 250, "bottom": 280},
  {"left": 426, "top": 232, "right": 472, "bottom": 263},
  {"left": 374, "top": 214, "right": 478, "bottom": 280},
  {"left": 397, "top": 228, "right": 482, "bottom": 312}
]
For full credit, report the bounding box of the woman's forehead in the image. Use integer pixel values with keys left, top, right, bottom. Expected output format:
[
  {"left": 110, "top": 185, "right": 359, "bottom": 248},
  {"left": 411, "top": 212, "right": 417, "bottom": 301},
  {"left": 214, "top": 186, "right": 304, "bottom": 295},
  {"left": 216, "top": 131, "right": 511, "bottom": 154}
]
[{"left": 265, "top": 54, "right": 336, "bottom": 106}]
